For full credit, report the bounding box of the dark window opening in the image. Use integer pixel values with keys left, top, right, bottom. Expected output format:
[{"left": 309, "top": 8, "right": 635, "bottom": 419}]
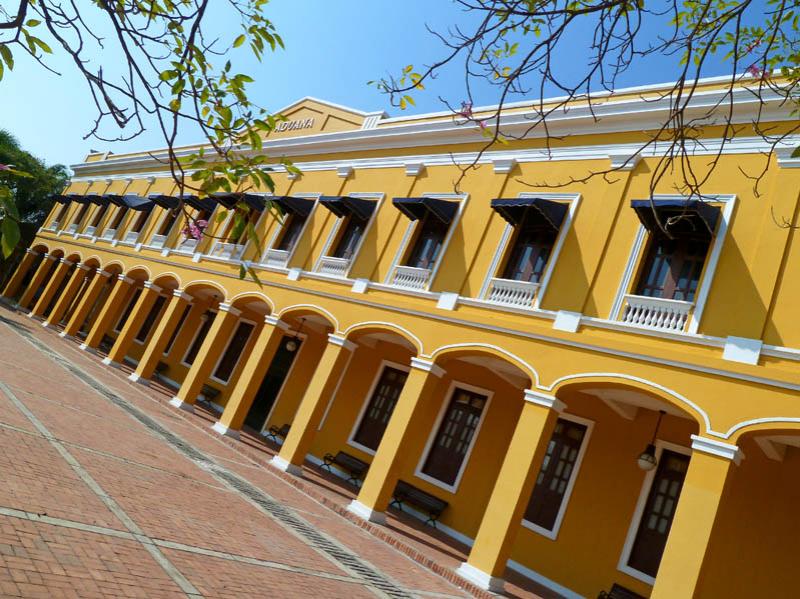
[
  {"left": 524, "top": 419, "right": 587, "bottom": 531},
  {"left": 627, "top": 449, "right": 690, "bottom": 578},
  {"left": 158, "top": 209, "right": 179, "bottom": 236},
  {"left": 635, "top": 237, "right": 710, "bottom": 302},
  {"left": 135, "top": 295, "right": 167, "bottom": 343},
  {"left": 227, "top": 209, "right": 262, "bottom": 244},
  {"left": 163, "top": 304, "right": 191, "bottom": 355},
  {"left": 72, "top": 203, "right": 89, "bottom": 226},
  {"left": 422, "top": 388, "right": 487, "bottom": 486},
  {"left": 213, "top": 321, "right": 255, "bottom": 382},
  {"left": 331, "top": 215, "right": 368, "bottom": 260},
  {"left": 353, "top": 366, "right": 409, "bottom": 451},
  {"left": 184, "top": 311, "right": 215, "bottom": 365},
  {"left": 114, "top": 288, "right": 142, "bottom": 332},
  {"left": 275, "top": 213, "right": 308, "bottom": 252},
  {"left": 54, "top": 203, "right": 70, "bottom": 226},
  {"left": 110, "top": 207, "right": 128, "bottom": 230},
  {"left": 405, "top": 214, "right": 449, "bottom": 270},
  {"left": 502, "top": 210, "right": 559, "bottom": 283},
  {"left": 130, "top": 210, "right": 150, "bottom": 233},
  {"left": 91, "top": 204, "right": 110, "bottom": 228}
]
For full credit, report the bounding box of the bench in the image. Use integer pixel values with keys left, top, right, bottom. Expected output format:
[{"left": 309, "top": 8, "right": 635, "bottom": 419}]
[
  {"left": 598, "top": 584, "right": 646, "bottom": 599},
  {"left": 200, "top": 384, "right": 220, "bottom": 403},
  {"left": 322, "top": 451, "right": 370, "bottom": 486},
  {"left": 265, "top": 423, "right": 291, "bottom": 444},
  {"left": 390, "top": 480, "right": 448, "bottom": 527}
]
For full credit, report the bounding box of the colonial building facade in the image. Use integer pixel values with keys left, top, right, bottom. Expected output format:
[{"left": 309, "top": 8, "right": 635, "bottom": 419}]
[{"left": 5, "top": 80, "right": 800, "bottom": 598}]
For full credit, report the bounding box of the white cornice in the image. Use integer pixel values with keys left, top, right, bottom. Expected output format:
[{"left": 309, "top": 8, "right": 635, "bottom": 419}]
[{"left": 70, "top": 85, "right": 795, "bottom": 178}]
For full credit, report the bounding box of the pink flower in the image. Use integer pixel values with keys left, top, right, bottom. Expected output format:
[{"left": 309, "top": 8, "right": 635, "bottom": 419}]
[
  {"left": 456, "top": 101, "right": 473, "bottom": 119},
  {"left": 478, "top": 120, "right": 488, "bottom": 130},
  {"left": 746, "top": 64, "right": 768, "bottom": 80},
  {"left": 0, "top": 164, "right": 9, "bottom": 171},
  {"left": 182, "top": 218, "right": 208, "bottom": 241}
]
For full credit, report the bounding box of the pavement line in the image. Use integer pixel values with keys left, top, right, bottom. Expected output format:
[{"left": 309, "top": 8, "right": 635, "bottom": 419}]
[
  {"left": 0, "top": 503, "right": 373, "bottom": 587},
  {"left": 0, "top": 381, "right": 203, "bottom": 598},
  {"left": 2, "top": 313, "right": 422, "bottom": 599}
]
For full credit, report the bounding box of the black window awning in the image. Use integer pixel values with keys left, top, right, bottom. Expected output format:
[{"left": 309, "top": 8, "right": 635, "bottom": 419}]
[
  {"left": 211, "top": 192, "right": 266, "bottom": 212},
  {"left": 148, "top": 194, "right": 182, "bottom": 210},
  {"left": 319, "top": 196, "right": 377, "bottom": 221},
  {"left": 50, "top": 194, "right": 70, "bottom": 205},
  {"left": 85, "top": 194, "right": 105, "bottom": 206},
  {"left": 184, "top": 196, "right": 216, "bottom": 212},
  {"left": 490, "top": 197, "right": 568, "bottom": 230},
  {"left": 392, "top": 197, "right": 459, "bottom": 224},
  {"left": 71, "top": 194, "right": 93, "bottom": 205},
  {"left": 631, "top": 199, "right": 720, "bottom": 238},
  {"left": 113, "top": 194, "right": 154, "bottom": 212},
  {"left": 272, "top": 196, "right": 315, "bottom": 218}
]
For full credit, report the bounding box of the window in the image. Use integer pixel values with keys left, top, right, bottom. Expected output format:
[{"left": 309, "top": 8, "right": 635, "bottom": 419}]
[
  {"left": 635, "top": 237, "right": 710, "bottom": 302},
  {"left": 72, "top": 203, "right": 90, "bottom": 227},
  {"left": 129, "top": 209, "right": 150, "bottom": 234},
  {"left": 53, "top": 203, "right": 70, "bottom": 227},
  {"left": 502, "top": 212, "right": 558, "bottom": 283},
  {"left": 331, "top": 214, "right": 368, "bottom": 260},
  {"left": 524, "top": 418, "right": 588, "bottom": 534},
  {"left": 157, "top": 209, "right": 179, "bottom": 236},
  {"left": 183, "top": 311, "right": 214, "bottom": 366},
  {"left": 163, "top": 304, "right": 191, "bottom": 355},
  {"left": 213, "top": 321, "right": 254, "bottom": 382},
  {"left": 352, "top": 365, "right": 409, "bottom": 452},
  {"left": 225, "top": 208, "right": 261, "bottom": 244},
  {"left": 109, "top": 207, "right": 128, "bottom": 231},
  {"left": 135, "top": 295, "right": 166, "bottom": 343},
  {"left": 421, "top": 387, "right": 488, "bottom": 487},
  {"left": 405, "top": 214, "right": 449, "bottom": 270},
  {"left": 626, "top": 449, "right": 690, "bottom": 578},
  {"left": 274, "top": 212, "right": 308, "bottom": 251},
  {"left": 90, "top": 203, "right": 110, "bottom": 228},
  {"left": 114, "top": 288, "right": 142, "bottom": 332}
]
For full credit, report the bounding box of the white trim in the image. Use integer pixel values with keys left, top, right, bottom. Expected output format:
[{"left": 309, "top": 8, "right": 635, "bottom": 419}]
[
  {"left": 413, "top": 380, "right": 494, "bottom": 494},
  {"left": 478, "top": 222, "right": 514, "bottom": 299},
  {"left": 264, "top": 314, "right": 290, "bottom": 329},
  {"left": 609, "top": 194, "right": 736, "bottom": 335},
  {"left": 346, "top": 360, "right": 411, "bottom": 456},
  {"left": 521, "top": 413, "right": 593, "bottom": 541},
  {"left": 210, "top": 317, "right": 256, "bottom": 385},
  {"left": 455, "top": 562, "right": 505, "bottom": 593},
  {"left": 409, "top": 357, "right": 445, "bottom": 378},
  {"left": 523, "top": 389, "right": 566, "bottom": 413},
  {"left": 261, "top": 193, "right": 320, "bottom": 267},
  {"left": 690, "top": 434, "right": 743, "bottom": 464},
  {"left": 617, "top": 439, "right": 691, "bottom": 586},
  {"left": 346, "top": 500, "right": 386, "bottom": 524},
  {"left": 327, "top": 333, "right": 357, "bottom": 351}
]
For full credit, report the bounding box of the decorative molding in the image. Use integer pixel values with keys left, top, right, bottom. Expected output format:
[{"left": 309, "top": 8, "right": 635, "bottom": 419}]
[
  {"left": 98, "top": 270, "right": 113, "bottom": 278},
  {"left": 264, "top": 314, "right": 290, "bottom": 330},
  {"left": 336, "top": 165, "right": 353, "bottom": 178},
  {"left": 492, "top": 158, "right": 517, "bottom": 174},
  {"left": 117, "top": 275, "right": 135, "bottom": 284},
  {"left": 690, "top": 434, "right": 744, "bottom": 465},
  {"left": 59, "top": 258, "right": 75, "bottom": 266},
  {"left": 143, "top": 281, "right": 163, "bottom": 293},
  {"left": 350, "top": 278, "right": 370, "bottom": 294},
  {"left": 218, "top": 302, "right": 241, "bottom": 317},
  {"left": 76, "top": 263, "right": 92, "bottom": 271},
  {"left": 327, "top": 334, "right": 357, "bottom": 351},
  {"left": 286, "top": 267, "right": 302, "bottom": 281},
  {"left": 553, "top": 310, "right": 582, "bottom": 333},
  {"left": 404, "top": 162, "right": 425, "bottom": 177},
  {"left": 608, "top": 152, "right": 641, "bottom": 170},
  {"left": 722, "top": 336, "right": 763, "bottom": 365},
  {"left": 173, "top": 290, "right": 192, "bottom": 301},
  {"left": 775, "top": 144, "right": 800, "bottom": 168},
  {"left": 410, "top": 357, "right": 445, "bottom": 378},
  {"left": 523, "top": 389, "right": 566, "bottom": 412},
  {"left": 286, "top": 171, "right": 300, "bottom": 180},
  {"left": 436, "top": 292, "right": 459, "bottom": 311}
]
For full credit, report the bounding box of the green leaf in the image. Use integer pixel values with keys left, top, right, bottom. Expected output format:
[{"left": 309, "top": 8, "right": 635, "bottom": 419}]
[
  {"left": 0, "top": 44, "right": 14, "bottom": 70},
  {"left": 25, "top": 19, "right": 40, "bottom": 27},
  {"left": 233, "top": 34, "right": 246, "bottom": 48},
  {"left": 1, "top": 217, "right": 20, "bottom": 258}
]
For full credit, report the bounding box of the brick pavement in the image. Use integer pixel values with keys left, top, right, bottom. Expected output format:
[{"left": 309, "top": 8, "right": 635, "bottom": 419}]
[{"left": 0, "top": 302, "right": 550, "bottom": 598}]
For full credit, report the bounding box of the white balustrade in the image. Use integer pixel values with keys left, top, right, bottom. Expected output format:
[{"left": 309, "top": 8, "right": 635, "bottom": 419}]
[
  {"left": 150, "top": 234, "right": 167, "bottom": 249},
  {"left": 391, "top": 265, "right": 432, "bottom": 290},
  {"left": 621, "top": 294, "right": 693, "bottom": 332},
  {"left": 262, "top": 248, "right": 290, "bottom": 268},
  {"left": 318, "top": 256, "right": 350, "bottom": 277},
  {"left": 209, "top": 241, "right": 245, "bottom": 261},
  {"left": 83, "top": 225, "right": 96, "bottom": 237},
  {"left": 175, "top": 237, "right": 198, "bottom": 253},
  {"left": 66, "top": 224, "right": 78, "bottom": 234},
  {"left": 47, "top": 219, "right": 60, "bottom": 231},
  {"left": 123, "top": 231, "right": 140, "bottom": 244},
  {"left": 100, "top": 228, "right": 116, "bottom": 241},
  {"left": 485, "top": 278, "right": 539, "bottom": 308}
]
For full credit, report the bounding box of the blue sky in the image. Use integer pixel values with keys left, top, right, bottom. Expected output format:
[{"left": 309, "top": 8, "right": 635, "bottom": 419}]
[{"left": 0, "top": 0, "right": 738, "bottom": 168}]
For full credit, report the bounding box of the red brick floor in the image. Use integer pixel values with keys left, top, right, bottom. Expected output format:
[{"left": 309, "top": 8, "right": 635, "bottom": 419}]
[{"left": 0, "top": 302, "right": 554, "bottom": 599}]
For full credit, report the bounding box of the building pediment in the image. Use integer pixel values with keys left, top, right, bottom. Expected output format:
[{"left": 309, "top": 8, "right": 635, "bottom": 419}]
[{"left": 264, "top": 97, "right": 386, "bottom": 138}]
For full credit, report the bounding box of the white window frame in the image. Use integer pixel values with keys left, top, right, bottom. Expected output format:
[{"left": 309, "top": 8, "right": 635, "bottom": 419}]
[
  {"left": 125, "top": 208, "right": 156, "bottom": 244},
  {"left": 259, "top": 192, "right": 321, "bottom": 267},
  {"left": 313, "top": 193, "right": 384, "bottom": 278},
  {"left": 609, "top": 194, "right": 736, "bottom": 335},
  {"left": 617, "top": 439, "right": 691, "bottom": 586},
  {"left": 478, "top": 192, "right": 580, "bottom": 309},
  {"left": 521, "top": 412, "right": 593, "bottom": 540},
  {"left": 384, "top": 192, "right": 468, "bottom": 292},
  {"left": 181, "top": 310, "right": 216, "bottom": 367},
  {"left": 210, "top": 316, "right": 256, "bottom": 385},
  {"left": 346, "top": 359, "right": 411, "bottom": 456},
  {"left": 260, "top": 329, "right": 308, "bottom": 433},
  {"left": 413, "top": 380, "right": 493, "bottom": 494}
]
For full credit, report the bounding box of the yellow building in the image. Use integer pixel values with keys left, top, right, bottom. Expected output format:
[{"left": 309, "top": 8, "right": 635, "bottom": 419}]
[{"left": 5, "top": 79, "right": 800, "bottom": 598}]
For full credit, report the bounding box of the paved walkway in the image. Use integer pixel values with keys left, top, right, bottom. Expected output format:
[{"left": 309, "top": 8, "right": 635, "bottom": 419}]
[{"left": 0, "top": 303, "right": 549, "bottom": 599}]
